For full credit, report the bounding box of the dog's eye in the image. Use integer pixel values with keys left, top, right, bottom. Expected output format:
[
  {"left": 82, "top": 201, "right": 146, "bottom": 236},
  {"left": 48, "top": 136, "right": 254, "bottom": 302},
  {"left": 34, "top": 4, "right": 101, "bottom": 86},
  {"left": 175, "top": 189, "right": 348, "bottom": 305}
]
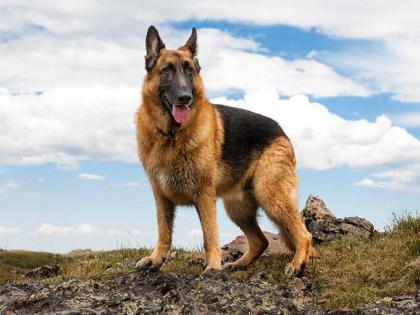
[
  {"left": 161, "top": 64, "right": 174, "bottom": 75},
  {"left": 184, "top": 62, "right": 194, "bottom": 74},
  {"left": 161, "top": 67, "right": 170, "bottom": 74}
]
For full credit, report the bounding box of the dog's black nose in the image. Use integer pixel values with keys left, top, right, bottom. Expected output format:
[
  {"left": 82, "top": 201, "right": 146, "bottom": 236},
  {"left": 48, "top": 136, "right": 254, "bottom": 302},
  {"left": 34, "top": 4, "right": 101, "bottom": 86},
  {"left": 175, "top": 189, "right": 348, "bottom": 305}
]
[{"left": 177, "top": 94, "right": 192, "bottom": 105}]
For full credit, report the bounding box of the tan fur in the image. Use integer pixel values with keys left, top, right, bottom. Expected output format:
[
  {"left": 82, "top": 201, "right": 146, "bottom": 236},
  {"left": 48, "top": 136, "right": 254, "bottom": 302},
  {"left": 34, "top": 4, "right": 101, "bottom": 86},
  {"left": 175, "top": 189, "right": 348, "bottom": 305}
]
[{"left": 136, "top": 46, "right": 314, "bottom": 275}]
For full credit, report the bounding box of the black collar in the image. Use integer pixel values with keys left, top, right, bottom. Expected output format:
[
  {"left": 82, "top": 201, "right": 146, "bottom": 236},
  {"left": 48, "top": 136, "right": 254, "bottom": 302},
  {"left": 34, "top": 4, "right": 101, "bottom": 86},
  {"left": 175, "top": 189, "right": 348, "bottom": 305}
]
[{"left": 156, "top": 127, "right": 176, "bottom": 141}]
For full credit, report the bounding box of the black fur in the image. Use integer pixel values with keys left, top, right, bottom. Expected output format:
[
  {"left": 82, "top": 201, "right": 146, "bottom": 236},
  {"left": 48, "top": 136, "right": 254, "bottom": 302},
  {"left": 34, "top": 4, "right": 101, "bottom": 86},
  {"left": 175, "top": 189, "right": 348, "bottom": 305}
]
[{"left": 214, "top": 104, "right": 288, "bottom": 180}]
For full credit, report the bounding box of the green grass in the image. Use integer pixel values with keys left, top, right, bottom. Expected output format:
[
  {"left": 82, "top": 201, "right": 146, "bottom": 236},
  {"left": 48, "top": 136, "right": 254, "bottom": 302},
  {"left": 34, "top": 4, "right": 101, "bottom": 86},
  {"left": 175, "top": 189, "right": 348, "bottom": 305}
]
[
  {"left": 1, "top": 212, "right": 419, "bottom": 310},
  {"left": 0, "top": 250, "right": 62, "bottom": 282}
]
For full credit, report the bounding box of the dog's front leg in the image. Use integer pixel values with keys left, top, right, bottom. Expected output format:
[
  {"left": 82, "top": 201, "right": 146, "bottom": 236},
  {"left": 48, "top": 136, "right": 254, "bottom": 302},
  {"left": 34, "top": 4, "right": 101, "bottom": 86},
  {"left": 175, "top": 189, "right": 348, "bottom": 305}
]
[
  {"left": 136, "top": 187, "right": 174, "bottom": 272},
  {"left": 196, "top": 189, "right": 222, "bottom": 272}
]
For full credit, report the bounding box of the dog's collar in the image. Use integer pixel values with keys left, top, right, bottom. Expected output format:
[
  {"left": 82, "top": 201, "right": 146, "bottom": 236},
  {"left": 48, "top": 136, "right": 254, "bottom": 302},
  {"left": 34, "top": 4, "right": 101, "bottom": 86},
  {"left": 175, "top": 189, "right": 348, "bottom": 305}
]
[{"left": 156, "top": 127, "right": 176, "bottom": 140}]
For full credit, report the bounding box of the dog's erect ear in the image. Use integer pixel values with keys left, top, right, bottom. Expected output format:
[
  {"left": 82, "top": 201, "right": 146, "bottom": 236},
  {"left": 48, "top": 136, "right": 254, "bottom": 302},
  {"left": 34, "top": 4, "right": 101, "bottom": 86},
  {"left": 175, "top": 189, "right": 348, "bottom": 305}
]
[
  {"left": 145, "top": 25, "right": 165, "bottom": 72},
  {"left": 184, "top": 27, "right": 198, "bottom": 57},
  {"left": 183, "top": 27, "right": 201, "bottom": 73}
]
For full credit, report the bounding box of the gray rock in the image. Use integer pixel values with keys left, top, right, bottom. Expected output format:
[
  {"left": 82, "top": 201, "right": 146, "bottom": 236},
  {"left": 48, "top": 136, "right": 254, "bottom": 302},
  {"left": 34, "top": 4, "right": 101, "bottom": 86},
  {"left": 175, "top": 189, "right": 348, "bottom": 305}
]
[
  {"left": 189, "top": 231, "right": 292, "bottom": 266},
  {"left": 24, "top": 264, "right": 60, "bottom": 279},
  {"left": 302, "top": 195, "right": 376, "bottom": 243}
]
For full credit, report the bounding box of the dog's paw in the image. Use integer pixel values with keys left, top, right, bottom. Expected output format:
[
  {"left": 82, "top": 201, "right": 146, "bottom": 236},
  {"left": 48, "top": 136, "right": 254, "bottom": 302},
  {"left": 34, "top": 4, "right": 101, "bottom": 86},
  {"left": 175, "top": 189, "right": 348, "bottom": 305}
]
[
  {"left": 203, "top": 261, "right": 222, "bottom": 273},
  {"left": 284, "top": 263, "right": 304, "bottom": 278},
  {"left": 135, "top": 257, "right": 163, "bottom": 272},
  {"left": 223, "top": 261, "right": 246, "bottom": 271}
]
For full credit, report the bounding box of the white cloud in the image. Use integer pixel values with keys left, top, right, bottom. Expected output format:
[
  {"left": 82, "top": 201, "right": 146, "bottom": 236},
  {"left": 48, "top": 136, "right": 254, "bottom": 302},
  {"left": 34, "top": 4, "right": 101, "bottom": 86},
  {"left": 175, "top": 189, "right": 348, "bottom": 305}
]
[
  {"left": 355, "top": 178, "right": 379, "bottom": 188},
  {"left": 321, "top": 37, "right": 420, "bottom": 102},
  {"left": 188, "top": 229, "right": 203, "bottom": 237},
  {"left": 33, "top": 223, "right": 122, "bottom": 236},
  {"left": 0, "top": 226, "right": 22, "bottom": 235},
  {"left": 2, "top": 1, "right": 420, "bottom": 40},
  {"left": 77, "top": 173, "right": 105, "bottom": 181},
  {"left": 128, "top": 229, "right": 143, "bottom": 235},
  {"left": 393, "top": 112, "right": 420, "bottom": 128},
  {"left": 0, "top": 179, "right": 26, "bottom": 191},
  {"left": 34, "top": 223, "right": 97, "bottom": 236},
  {"left": 355, "top": 164, "right": 420, "bottom": 193},
  {"left": 1, "top": 1, "right": 419, "bottom": 102},
  {"left": 116, "top": 181, "right": 143, "bottom": 187},
  {"left": 1, "top": 1, "right": 420, "bottom": 173},
  {"left": 0, "top": 23, "right": 367, "bottom": 168}
]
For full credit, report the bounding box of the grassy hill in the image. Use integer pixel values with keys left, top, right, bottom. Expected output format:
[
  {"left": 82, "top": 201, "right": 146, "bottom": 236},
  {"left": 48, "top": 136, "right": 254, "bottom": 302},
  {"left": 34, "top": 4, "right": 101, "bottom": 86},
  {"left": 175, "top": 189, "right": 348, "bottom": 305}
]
[{"left": 1, "top": 213, "right": 418, "bottom": 310}]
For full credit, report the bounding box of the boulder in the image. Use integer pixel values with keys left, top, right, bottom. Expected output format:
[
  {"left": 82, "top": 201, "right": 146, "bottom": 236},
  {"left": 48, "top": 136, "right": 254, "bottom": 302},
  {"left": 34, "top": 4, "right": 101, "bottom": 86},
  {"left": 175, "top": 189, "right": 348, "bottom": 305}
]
[
  {"left": 24, "top": 264, "right": 60, "bottom": 279},
  {"left": 189, "top": 231, "right": 292, "bottom": 266},
  {"left": 302, "top": 195, "right": 375, "bottom": 243}
]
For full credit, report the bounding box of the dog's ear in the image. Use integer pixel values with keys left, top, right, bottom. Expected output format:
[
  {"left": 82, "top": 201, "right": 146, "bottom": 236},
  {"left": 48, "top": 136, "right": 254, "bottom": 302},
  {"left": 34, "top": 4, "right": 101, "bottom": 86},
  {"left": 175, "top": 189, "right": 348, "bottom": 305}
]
[
  {"left": 184, "top": 27, "right": 197, "bottom": 57},
  {"left": 145, "top": 25, "right": 165, "bottom": 72},
  {"left": 184, "top": 27, "right": 201, "bottom": 73}
]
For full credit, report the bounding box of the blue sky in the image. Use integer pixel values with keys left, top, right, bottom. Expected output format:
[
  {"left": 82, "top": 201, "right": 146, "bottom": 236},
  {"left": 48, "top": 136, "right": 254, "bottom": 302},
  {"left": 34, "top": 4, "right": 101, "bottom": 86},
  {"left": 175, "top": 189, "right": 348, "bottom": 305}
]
[{"left": 1, "top": 2, "right": 419, "bottom": 252}]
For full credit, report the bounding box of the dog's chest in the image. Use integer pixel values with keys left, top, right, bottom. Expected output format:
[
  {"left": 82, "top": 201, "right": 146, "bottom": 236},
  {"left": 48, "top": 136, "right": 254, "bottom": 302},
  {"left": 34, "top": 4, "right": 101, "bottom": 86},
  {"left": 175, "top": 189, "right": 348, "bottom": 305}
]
[{"left": 149, "top": 150, "right": 203, "bottom": 194}]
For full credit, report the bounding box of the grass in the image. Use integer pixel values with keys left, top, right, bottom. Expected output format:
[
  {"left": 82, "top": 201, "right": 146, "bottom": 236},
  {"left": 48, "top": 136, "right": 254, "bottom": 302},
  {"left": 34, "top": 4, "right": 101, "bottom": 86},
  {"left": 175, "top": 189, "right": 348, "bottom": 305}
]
[
  {"left": 0, "top": 250, "right": 62, "bottom": 282},
  {"left": 1, "top": 212, "right": 419, "bottom": 310}
]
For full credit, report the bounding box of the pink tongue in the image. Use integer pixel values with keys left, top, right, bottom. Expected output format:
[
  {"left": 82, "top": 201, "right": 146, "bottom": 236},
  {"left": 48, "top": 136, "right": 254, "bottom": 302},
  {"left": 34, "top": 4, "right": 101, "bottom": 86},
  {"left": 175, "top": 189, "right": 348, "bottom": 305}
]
[{"left": 172, "top": 105, "right": 190, "bottom": 124}]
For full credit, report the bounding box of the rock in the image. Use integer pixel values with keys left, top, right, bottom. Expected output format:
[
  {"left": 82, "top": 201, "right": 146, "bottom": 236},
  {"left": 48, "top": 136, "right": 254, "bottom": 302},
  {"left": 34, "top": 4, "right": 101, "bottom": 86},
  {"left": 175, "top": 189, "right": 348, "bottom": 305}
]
[
  {"left": 0, "top": 270, "right": 323, "bottom": 314},
  {"left": 189, "top": 231, "right": 292, "bottom": 266},
  {"left": 24, "top": 264, "right": 60, "bottom": 279},
  {"left": 302, "top": 195, "right": 376, "bottom": 243},
  {"left": 303, "top": 194, "right": 336, "bottom": 220}
]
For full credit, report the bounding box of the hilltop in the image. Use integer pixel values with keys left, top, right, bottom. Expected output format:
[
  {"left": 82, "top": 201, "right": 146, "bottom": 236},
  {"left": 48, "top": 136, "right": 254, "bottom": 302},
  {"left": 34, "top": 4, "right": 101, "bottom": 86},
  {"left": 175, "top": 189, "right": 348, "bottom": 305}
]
[{"left": 0, "top": 197, "right": 418, "bottom": 314}]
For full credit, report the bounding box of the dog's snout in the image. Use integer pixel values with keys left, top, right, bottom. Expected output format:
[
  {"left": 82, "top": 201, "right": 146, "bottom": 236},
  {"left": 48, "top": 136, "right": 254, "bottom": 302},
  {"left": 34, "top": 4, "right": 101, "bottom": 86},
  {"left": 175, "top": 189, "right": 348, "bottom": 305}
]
[{"left": 177, "top": 94, "right": 192, "bottom": 105}]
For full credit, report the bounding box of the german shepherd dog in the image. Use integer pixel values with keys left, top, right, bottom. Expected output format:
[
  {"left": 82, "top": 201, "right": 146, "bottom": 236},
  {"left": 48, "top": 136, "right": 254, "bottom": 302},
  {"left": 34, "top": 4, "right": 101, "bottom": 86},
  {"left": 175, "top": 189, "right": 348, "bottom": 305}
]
[{"left": 136, "top": 26, "right": 314, "bottom": 277}]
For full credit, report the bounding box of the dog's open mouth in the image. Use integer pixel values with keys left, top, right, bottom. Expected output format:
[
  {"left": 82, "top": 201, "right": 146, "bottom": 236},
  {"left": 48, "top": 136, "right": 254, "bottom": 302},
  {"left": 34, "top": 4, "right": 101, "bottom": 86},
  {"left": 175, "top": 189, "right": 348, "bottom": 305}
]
[{"left": 171, "top": 104, "right": 190, "bottom": 124}]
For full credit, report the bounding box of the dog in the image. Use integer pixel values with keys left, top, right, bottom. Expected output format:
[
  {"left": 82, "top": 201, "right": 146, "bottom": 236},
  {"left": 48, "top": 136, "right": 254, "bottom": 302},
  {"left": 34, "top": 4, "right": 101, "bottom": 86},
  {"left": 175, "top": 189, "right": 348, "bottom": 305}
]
[{"left": 135, "top": 25, "right": 315, "bottom": 276}]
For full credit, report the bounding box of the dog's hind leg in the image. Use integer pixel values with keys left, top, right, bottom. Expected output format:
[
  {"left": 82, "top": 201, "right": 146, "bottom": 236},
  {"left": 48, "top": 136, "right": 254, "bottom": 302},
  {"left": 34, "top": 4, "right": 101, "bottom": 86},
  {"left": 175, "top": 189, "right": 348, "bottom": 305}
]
[
  {"left": 223, "top": 191, "right": 269, "bottom": 270},
  {"left": 253, "top": 138, "right": 312, "bottom": 277}
]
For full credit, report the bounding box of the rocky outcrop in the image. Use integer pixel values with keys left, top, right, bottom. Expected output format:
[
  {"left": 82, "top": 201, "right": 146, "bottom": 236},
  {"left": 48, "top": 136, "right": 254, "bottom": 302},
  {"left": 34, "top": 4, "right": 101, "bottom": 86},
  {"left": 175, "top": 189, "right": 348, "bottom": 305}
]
[
  {"left": 302, "top": 195, "right": 375, "bottom": 243},
  {"left": 189, "top": 231, "right": 292, "bottom": 266},
  {"left": 1, "top": 270, "right": 418, "bottom": 314},
  {"left": 1, "top": 270, "right": 321, "bottom": 314}
]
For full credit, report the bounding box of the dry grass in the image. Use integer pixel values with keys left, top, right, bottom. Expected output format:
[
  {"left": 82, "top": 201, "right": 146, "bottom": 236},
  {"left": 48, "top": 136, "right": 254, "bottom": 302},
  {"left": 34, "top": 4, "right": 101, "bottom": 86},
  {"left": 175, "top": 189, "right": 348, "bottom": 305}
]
[
  {"left": 1, "top": 212, "right": 418, "bottom": 310},
  {"left": 308, "top": 212, "right": 420, "bottom": 309}
]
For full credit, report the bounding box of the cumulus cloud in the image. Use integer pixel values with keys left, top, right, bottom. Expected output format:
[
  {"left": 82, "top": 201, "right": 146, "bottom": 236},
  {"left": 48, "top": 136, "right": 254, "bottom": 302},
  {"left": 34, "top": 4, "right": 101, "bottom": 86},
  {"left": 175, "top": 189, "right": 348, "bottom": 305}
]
[
  {"left": 0, "top": 22, "right": 367, "bottom": 168},
  {"left": 33, "top": 223, "right": 123, "bottom": 236},
  {"left": 2, "top": 1, "right": 419, "bottom": 40},
  {"left": 77, "top": 173, "right": 105, "bottom": 181},
  {"left": 0, "top": 225, "right": 22, "bottom": 235},
  {"left": 355, "top": 164, "right": 420, "bottom": 193},
  {"left": 320, "top": 37, "right": 420, "bottom": 102},
  {"left": 2, "top": 1, "right": 419, "bottom": 102},
  {"left": 1, "top": 1, "right": 420, "bottom": 174}
]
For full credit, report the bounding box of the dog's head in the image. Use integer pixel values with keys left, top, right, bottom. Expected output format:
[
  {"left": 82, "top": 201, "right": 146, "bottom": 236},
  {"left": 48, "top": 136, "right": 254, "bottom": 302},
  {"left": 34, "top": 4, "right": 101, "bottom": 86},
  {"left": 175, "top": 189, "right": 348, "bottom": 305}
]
[{"left": 143, "top": 25, "right": 203, "bottom": 126}]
